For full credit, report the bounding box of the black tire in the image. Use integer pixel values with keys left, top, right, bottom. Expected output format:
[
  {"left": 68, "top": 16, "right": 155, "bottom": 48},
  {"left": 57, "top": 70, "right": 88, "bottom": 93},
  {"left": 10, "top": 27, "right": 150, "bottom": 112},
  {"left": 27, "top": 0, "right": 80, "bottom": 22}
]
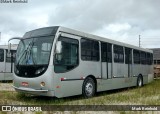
[
  {"left": 82, "top": 77, "right": 95, "bottom": 98},
  {"left": 137, "top": 76, "right": 143, "bottom": 87}
]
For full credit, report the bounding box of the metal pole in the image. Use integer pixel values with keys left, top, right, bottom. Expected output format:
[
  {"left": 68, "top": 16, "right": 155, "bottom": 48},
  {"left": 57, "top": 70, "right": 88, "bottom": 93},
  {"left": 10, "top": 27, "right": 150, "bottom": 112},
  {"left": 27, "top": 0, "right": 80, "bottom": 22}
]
[
  {"left": 0, "top": 32, "right": 1, "bottom": 41},
  {"left": 139, "top": 35, "right": 141, "bottom": 47}
]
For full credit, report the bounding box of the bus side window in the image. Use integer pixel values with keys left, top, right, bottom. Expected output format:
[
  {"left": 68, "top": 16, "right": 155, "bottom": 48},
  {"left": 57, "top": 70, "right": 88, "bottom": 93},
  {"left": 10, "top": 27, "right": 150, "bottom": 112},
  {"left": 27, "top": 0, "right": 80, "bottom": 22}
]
[
  {"left": 147, "top": 53, "right": 153, "bottom": 65},
  {"left": 133, "top": 50, "right": 140, "bottom": 64},
  {"left": 81, "top": 38, "right": 99, "bottom": 61},
  {"left": 114, "top": 45, "right": 124, "bottom": 63},
  {"left": 107, "top": 44, "right": 112, "bottom": 63},
  {"left": 54, "top": 36, "right": 79, "bottom": 73},
  {"left": 125, "top": 48, "right": 132, "bottom": 64},
  {"left": 0, "top": 49, "right": 4, "bottom": 62},
  {"left": 101, "top": 42, "right": 112, "bottom": 63},
  {"left": 140, "top": 51, "right": 146, "bottom": 65}
]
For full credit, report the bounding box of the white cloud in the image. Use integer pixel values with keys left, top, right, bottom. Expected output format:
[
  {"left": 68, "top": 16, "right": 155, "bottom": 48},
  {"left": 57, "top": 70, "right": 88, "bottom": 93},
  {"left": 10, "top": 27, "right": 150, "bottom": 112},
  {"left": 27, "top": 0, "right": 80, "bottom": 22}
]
[
  {"left": 0, "top": 0, "right": 160, "bottom": 48},
  {"left": 26, "top": 14, "right": 49, "bottom": 27},
  {"left": 104, "top": 23, "right": 131, "bottom": 33}
]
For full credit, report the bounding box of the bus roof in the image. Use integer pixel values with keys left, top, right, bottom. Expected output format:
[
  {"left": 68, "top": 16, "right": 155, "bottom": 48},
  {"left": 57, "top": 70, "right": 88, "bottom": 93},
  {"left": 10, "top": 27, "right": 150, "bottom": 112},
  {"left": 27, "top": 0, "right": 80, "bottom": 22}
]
[
  {"left": 23, "top": 26, "right": 153, "bottom": 53},
  {"left": 58, "top": 26, "right": 153, "bottom": 53}
]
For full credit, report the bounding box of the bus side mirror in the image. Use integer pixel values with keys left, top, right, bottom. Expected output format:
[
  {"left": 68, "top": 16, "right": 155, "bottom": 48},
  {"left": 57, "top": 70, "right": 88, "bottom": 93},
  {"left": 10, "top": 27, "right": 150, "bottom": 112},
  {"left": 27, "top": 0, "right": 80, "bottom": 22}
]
[
  {"left": 55, "top": 41, "right": 62, "bottom": 61},
  {"left": 56, "top": 41, "right": 62, "bottom": 54}
]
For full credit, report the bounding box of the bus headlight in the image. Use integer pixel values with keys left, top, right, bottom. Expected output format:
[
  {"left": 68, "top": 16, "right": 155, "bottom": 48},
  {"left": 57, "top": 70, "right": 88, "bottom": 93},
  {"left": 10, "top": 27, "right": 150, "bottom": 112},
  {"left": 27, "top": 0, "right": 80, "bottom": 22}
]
[
  {"left": 35, "top": 67, "right": 45, "bottom": 75},
  {"left": 40, "top": 82, "right": 45, "bottom": 87},
  {"left": 15, "top": 69, "right": 19, "bottom": 74},
  {"left": 35, "top": 69, "right": 41, "bottom": 75}
]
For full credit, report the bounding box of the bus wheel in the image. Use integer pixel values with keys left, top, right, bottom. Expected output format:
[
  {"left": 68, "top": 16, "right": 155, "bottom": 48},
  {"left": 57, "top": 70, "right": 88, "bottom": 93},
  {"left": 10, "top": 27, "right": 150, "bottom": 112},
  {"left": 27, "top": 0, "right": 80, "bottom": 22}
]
[
  {"left": 137, "top": 76, "right": 143, "bottom": 87},
  {"left": 82, "top": 77, "right": 95, "bottom": 98}
]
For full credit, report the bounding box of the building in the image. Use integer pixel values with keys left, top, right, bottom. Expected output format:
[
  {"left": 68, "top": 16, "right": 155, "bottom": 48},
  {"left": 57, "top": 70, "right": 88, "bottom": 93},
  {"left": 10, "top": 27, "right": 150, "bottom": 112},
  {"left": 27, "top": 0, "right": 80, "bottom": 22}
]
[{"left": 151, "top": 48, "right": 160, "bottom": 78}]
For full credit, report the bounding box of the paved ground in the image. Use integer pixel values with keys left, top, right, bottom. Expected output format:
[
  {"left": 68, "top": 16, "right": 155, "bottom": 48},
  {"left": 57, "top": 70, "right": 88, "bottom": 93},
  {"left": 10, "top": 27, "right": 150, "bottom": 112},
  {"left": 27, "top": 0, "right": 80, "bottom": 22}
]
[{"left": 0, "top": 82, "right": 15, "bottom": 91}]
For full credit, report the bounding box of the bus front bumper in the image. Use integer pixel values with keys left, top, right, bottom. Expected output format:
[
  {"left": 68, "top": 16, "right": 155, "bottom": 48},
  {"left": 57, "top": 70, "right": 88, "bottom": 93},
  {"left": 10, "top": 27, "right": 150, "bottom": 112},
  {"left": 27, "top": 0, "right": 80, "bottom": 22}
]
[{"left": 12, "top": 85, "right": 55, "bottom": 97}]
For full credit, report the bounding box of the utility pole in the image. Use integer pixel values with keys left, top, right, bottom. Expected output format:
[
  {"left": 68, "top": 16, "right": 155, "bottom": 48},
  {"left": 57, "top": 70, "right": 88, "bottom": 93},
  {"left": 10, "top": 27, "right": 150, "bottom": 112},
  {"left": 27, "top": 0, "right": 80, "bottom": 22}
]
[
  {"left": 139, "top": 35, "right": 141, "bottom": 47},
  {"left": 0, "top": 32, "right": 1, "bottom": 41}
]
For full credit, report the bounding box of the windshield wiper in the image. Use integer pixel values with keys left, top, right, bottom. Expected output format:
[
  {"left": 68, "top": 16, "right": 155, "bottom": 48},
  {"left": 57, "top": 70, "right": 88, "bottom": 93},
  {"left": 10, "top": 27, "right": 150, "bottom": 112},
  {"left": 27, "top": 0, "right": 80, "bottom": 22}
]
[
  {"left": 16, "top": 40, "right": 34, "bottom": 67},
  {"left": 25, "top": 41, "right": 36, "bottom": 65}
]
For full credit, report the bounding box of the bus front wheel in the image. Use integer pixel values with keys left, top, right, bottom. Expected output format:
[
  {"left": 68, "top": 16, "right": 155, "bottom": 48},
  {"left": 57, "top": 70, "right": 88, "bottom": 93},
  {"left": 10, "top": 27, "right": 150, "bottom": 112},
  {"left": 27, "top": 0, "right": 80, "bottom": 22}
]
[{"left": 82, "top": 77, "right": 95, "bottom": 98}]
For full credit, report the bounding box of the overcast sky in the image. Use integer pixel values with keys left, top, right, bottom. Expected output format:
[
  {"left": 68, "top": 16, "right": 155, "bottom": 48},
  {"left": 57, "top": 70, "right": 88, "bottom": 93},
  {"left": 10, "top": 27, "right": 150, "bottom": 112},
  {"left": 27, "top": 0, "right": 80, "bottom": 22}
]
[{"left": 0, "top": 0, "right": 160, "bottom": 48}]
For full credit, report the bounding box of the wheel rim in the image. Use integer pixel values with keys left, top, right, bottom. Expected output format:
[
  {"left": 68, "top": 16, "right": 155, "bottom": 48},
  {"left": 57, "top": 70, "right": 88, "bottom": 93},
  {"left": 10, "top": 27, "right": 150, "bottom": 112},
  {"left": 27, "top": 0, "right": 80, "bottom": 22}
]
[
  {"left": 138, "top": 78, "right": 142, "bottom": 86},
  {"left": 85, "top": 82, "right": 93, "bottom": 96}
]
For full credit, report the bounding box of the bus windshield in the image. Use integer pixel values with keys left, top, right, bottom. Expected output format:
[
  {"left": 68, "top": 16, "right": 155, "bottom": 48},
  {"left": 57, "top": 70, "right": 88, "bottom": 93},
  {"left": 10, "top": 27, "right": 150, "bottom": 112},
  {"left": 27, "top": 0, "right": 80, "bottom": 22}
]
[
  {"left": 16, "top": 36, "right": 54, "bottom": 66},
  {"left": 15, "top": 36, "right": 54, "bottom": 78}
]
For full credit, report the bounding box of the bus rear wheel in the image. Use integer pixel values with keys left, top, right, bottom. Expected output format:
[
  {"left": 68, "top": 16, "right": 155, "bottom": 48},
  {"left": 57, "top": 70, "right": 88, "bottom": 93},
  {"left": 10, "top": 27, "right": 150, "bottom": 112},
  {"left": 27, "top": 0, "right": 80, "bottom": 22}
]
[
  {"left": 137, "top": 76, "right": 143, "bottom": 87},
  {"left": 82, "top": 77, "right": 95, "bottom": 98}
]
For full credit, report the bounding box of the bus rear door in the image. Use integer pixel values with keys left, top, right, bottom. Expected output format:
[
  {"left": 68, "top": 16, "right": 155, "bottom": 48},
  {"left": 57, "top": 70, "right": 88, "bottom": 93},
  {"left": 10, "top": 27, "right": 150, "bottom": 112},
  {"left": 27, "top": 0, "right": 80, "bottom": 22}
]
[{"left": 101, "top": 42, "right": 112, "bottom": 79}]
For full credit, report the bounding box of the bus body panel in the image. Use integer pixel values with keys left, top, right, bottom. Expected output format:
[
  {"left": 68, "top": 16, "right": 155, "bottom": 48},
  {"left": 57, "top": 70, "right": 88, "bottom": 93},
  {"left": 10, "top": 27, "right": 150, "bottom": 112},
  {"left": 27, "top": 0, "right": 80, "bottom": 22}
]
[
  {"left": 133, "top": 64, "right": 141, "bottom": 77},
  {"left": 123, "top": 64, "right": 132, "bottom": 77},
  {"left": 101, "top": 62, "right": 112, "bottom": 79},
  {"left": 101, "top": 62, "right": 109, "bottom": 79},
  {"left": 0, "top": 74, "right": 5, "bottom": 80},
  {"left": 148, "top": 73, "right": 153, "bottom": 83},
  {"left": 108, "top": 63, "right": 112, "bottom": 79},
  {"left": 0, "top": 61, "right": 5, "bottom": 80},
  {"left": 113, "top": 63, "right": 125, "bottom": 77},
  {"left": 97, "top": 77, "right": 136, "bottom": 92},
  {"left": 4, "top": 73, "right": 13, "bottom": 80},
  {"left": 54, "top": 60, "right": 101, "bottom": 98}
]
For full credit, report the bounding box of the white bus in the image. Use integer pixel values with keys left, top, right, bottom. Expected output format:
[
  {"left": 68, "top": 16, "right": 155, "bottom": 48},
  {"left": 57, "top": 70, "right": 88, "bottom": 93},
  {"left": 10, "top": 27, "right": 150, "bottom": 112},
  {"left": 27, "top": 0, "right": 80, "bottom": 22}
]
[
  {"left": 0, "top": 45, "right": 17, "bottom": 81},
  {"left": 12, "top": 26, "right": 153, "bottom": 98}
]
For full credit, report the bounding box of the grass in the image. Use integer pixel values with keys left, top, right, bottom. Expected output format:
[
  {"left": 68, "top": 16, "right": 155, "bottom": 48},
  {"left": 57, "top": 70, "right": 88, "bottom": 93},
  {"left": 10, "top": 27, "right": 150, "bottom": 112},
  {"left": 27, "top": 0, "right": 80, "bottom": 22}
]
[
  {"left": 0, "top": 79, "right": 159, "bottom": 105},
  {"left": 0, "top": 80, "right": 159, "bottom": 114}
]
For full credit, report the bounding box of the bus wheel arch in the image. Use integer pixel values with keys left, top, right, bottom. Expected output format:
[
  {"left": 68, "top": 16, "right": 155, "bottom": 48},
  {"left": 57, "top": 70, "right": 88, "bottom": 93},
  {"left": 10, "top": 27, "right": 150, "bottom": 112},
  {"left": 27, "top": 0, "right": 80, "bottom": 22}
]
[
  {"left": 137, "top": 74, "right": 143, "bottom": 87},
  {"left": 82, "top": 75, "right": 97, "bottom": 98}
]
